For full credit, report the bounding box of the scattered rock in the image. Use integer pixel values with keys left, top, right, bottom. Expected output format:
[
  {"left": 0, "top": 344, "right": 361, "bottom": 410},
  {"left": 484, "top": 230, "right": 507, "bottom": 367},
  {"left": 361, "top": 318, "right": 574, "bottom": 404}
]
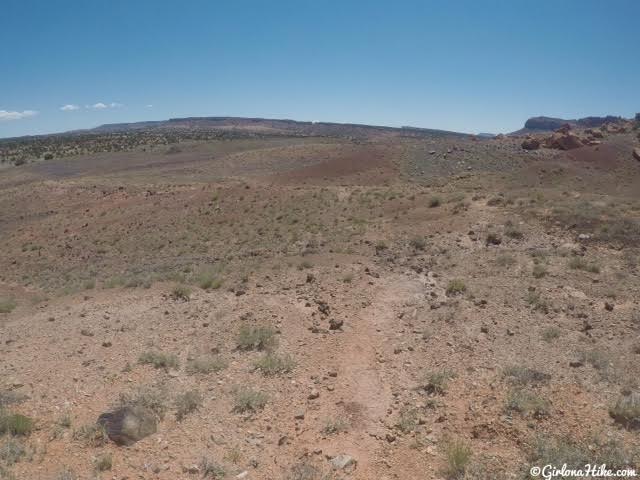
[
  {"left": 633, "top": 148, "right": 640, "bottom": 161},
  {"left": 308, "top": 389, "right": 320, "bottom": 400},
  {"left": 521, "top": 137, "right": 541, "bottom": 150},
  {"left": 330, "top": 454, "right": 356, "bottom": 470},
  {"left": 97, "top": 405, "right": 157, "bottom": 445},
  {"left": 328, "top": 318, "right": 344, "bottom": 330}
]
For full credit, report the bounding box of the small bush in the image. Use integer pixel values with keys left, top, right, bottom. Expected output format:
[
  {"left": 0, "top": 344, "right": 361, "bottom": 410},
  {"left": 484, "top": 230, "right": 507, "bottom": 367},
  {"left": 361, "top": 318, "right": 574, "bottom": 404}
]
[
  {"left": 196, "top": 269, "right": 223, "bottom": 290},
  {"left": 525, "top": 291, "right": 549, "bottom": 313},
  {"left": 505, "top": 226, "right": 524, "bottom": 239},
  {"left": 186, "top": 356, "right": 227, "bottom": 375},
  {"left": 175, "top": 390, "right": 202, "bottom": 421},
  {"left": 429, "top": 197, "right": 441, "bottom": 208},
  {"left": 253, "top": 352, "right": 295, "bottom": 376},
  {"left": 503, "top": 366, "right": 550, "bottom": 386},
  {"left": 0, "top": 412, "right": 33, "bottom": 436},
  {"left": 171, "top": 284, "right": 192, "bottom": 301},
  {"left": 200, "top": 457, "right": 226, "bottom": 479},
  {"left": 495, "top": 254, "right": 516, "bottom": 267},
  {"left": 505, "top": 390, "right": 550, "bottom": 418},
  {"left": 421, "top": 370, "right": 456, "bottom": 394},
  {"left": 0, "top": 299, "right": 16, "bottom": 314},
  {"left": 442, "top": 437, "right": 472, "bottom": 479},
  {"left": 237, "top": 325, "right": 277, "bottom": 351},
  {"left": 541, "top": 326, "right": 561, "bottom": 342},
  {"left": 609, "top": 392, "right": 640, "bottom": 429},
  {"left": 568, "top": 257, "right": 600, "bottom": 273},
  {"left": 117, "top": 386, "right": 169, "bottom": 419},
  {"left": 297, "top": 260, "right": 313, "bottom": 270},
  {"left": 0, "top": 437, "right": 25, "bottom": 465},
  {"left": 446, "top": 279, "right": 466, "bottom": 296},
  {"left": 72, "top": 423, "right": 108, "bottom": 447},
  {"left": 532, "top": 264, "right": 547, "bottom": 278},
  {"left": 322, "top": 417, "right": 349, "bottom": 435},
  {"left": 138, "top": 351, "right": 179, "bottom": 370},
  {"left": 94, "top": 452, "right": 112, "bottom": 471},
  {"left": 409, "top": 236, "right": 427, "bottom": 251},
  {"left": 232, "top": 387, "right": 268, "bottom": 413},
  {"left": 396, "top": 407, "right": 419, "bottom": 433}
]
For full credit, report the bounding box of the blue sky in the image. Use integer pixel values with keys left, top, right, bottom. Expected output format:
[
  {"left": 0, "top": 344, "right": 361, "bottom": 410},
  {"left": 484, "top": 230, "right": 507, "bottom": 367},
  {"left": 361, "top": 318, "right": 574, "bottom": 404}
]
[{"left": 1, "top": 0, "right": 638, "bottom": 138}]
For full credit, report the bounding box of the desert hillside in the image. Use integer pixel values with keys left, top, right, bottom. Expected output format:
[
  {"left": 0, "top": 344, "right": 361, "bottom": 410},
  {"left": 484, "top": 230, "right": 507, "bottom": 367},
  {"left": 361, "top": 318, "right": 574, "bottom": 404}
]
[{"left": 1, "top": 118, "right": 640, "bottom": 480}]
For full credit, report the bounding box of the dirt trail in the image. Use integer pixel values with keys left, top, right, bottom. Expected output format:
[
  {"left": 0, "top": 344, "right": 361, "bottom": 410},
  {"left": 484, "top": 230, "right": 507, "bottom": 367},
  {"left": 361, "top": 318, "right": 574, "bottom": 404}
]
[{"left": 318, "top": 273, "right": 426, "bottom": 478}]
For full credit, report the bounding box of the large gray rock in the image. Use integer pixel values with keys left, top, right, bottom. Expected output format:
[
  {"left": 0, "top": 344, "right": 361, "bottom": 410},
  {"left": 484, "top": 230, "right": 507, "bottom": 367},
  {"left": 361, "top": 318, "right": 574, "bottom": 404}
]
[
  {"left": 330, "top": 454, "right": 356, "bottom": 470},
  {"left": 97, "top": 405, "right": 157, "bottom": 445}
]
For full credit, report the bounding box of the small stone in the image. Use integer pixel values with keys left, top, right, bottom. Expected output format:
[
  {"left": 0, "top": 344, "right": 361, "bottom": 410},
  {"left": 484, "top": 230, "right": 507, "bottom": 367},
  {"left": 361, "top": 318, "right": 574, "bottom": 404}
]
[
  {"left": 294, "top": 410, "right": 305, "bottom": 420},
  {"left": 236, "top": 472, "right": 249, "bottom": 479},
  {"left": 308, "top": 389, "right": 320, "bottom": 400},
  {"left": 329, "top": 318, "right": 343, "bottom": 330},
  {"left": 386, "top": 433, "right": 396, "bottom": 443},
  {"left": 604, "top": 302, "right": 614, "bottom": 311},
  {"left": 330, "top": 454, "right": 356, "bottom": 470},
  {"left": 569, "top": 360, "right": 584, "bottom": 368}
]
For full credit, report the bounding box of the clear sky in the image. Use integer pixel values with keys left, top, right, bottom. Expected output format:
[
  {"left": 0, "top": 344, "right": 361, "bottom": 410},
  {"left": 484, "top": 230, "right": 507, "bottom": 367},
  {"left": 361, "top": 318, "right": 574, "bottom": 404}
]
[{"left": 1, "top": 0, "right": 639, "bottom": 138}]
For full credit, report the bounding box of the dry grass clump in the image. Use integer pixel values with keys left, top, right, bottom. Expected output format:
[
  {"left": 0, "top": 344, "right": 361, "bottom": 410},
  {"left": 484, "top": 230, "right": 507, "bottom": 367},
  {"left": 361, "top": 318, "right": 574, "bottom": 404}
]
[
  {"left": 174, "top": 390, "right": 202, "bottom": 421},
  {"left": 0, "top": 299, "right": 16, "bottom": 314},
  {"left": 0, "top": 411, "right": 33, "bottom": 436},
  {"left": 568, "top": 256, "right": 600, "bottom": 273},
  {"left": 441, "top": 437, "right": 472, "bottom": 479},
  {"left": 253, "top": 352, "right": 295, "bottom": 376},
  {"left": 200, "top": 457, "right": 226, "bottom": 479},
  {"left": 504, "top": 390, "right": 550, "bottom": 418},
  {"left": 138, "top": 351, "right": 179, "bottom": 370},
  {"left": 232, "top": 387, "right": 268, "bottom": 413},
  {"left": 609, "top": 392, "right": 640, "bottom": 429},
  {"left": 72, "top": 423, "right": 108, "bottom": 447},
  {"left": 94, "top": 452, "right": 112, "bottom": 471},
  {"left": 237, "top": 325, "right": 277, "bottom": 351},
  {"left": 421, "top": 370, "right": 456, "bottom": 394},
  {"left": 446, "top": 279, "right": 466, "bottom": 296},
  {"left": 186, "top": 356, "right": 227, "bottom": 374},
  {"left": 503, "top": 366, "right": 550, "bottom": 386}
]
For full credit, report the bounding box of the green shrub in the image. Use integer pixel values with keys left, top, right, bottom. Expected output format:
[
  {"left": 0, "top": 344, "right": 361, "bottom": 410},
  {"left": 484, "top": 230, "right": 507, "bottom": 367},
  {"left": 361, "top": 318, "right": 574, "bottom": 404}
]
[
  {"left": 232, "top": 387, "right": 268, "bottom": 413},
  {"left": 568, "top": 257, "right": 600, "bottom": 273},
  {"left": 503, "top": 366, "right": 550, "bottom": 386},
  {"left": 421, "top": 370, "right": 456, "bottom": 394},
  {"left": 200, "top": 457, "right": 226, "bottom": 479},
  {"left": 409, "top": 236, "right": 427, "bottom": 251},
  {"left": 0, "top": 437, "right": 25, "bottom": 465},
  {"left": 0, "top": 411, "right": 33, "bottom": 436},
  {"left": 94, "top": 452, "right": 112, "bottom": 471},
  {"left": 609, "top": 392, "right": 640, "bottom": 429},
  {"left": 186, "top": 356, "right": 227, "bottom": 374},
  {"left": 505, "top": 390, "right": 550, "bottom": 418},
  {"left": 253, "top": 353, "right": 295, "bottom": 376},
  {"left": 0, "top": 299, "right": 16, "bottom": 314},
  {"left": 174, "top": 390, "right": 202, "bottom": 421},
  {"left": 446, "top": 279, "right": 466, "bottom": 296},
  {"left": 442, "top": 437, "right": 472, "bottom": 478},
  {"left": 138, "top": 351, "right": 179, "bottom": 370},
  {"left": 237, "top": 326, "right": 277, "bottom": 351},
  {"left": 171, "top": 284, "right": 192, "bottom": 301},
  {"left": 532, "top": 264, "right": 547, "bottom": 278}
]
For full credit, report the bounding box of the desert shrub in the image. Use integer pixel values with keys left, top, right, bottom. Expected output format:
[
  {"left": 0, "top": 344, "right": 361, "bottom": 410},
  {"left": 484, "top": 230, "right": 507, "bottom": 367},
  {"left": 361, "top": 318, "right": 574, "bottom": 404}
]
[
  {"left": 232, "top": 387, "right": 268, "bottom": 413},
  {"left": 421, "top": 370, "right": 456, "bottom": 394},
  {"left": 446, "top": 279, "right": 466, "bottom": 296},
  {"left": 196, "top": 268, "right": 223, "bottom": 290},
  {"left": 0, "top": 411, "right": 33, "bottom": 436},
  {"left": 396, "top": 407, "right": 419, "bottom": 433},
  {"left": 409, "top": 236, "right": 427, "bottom": 251},
  {"left": 568, "top": 257, "right": 600, "bottom": 273},
  {"left": 171, "top": 284, "right": 192, "bottom": 301},
  {"left": 237, "top": 325, "right": 277, "bottom": 351},
  {"left": 541, "top": 326, "right": 561, "bottom": 342},
  {"left": 495, "top": 254, "right": 516, "bottom": 267},
  {"left": 138, "top": 351, "right": 179, "bottom": 370},
  {"left": 609, "top": 392, "right": 640, "bottom": 429},
  {"left": 200, "top": 457, "right": 226, "bottom": 479},
  {"left": 525, "top": 291, "right": 549, "bottom": 313},
  {"left": 186, "top": 356, "right": 227, "bottom": 374},
  {"left": 174, "top": 390, "right": 202, "bottom": 421},
  {"left": 442, "top": 437, "right": 472, "bottom": 479},
  {"left": 429, "top": 197, "right": 441, "bottom": 208},
  {"left": 117, "top": 385, "right": 169, "bottom": 419},
  {"left": 253, "top": 352, "right": 295, "bottom": 376},
  {"left": 72, "top": 423, "right": 108, "bottom": 447},
  {"left": 0, "top": 437, "right": 25, "bottom": 465},
  {"left": 505, "top": 226, "right": 524, "bottom": 239},
  {"left": 485, "top": 233, "right": 502, "bottom": 245},
  {"left": 322, "top": 417, "right": 349, "bottom": 435},
  {"left": 94, "top": 452, "right": 112, "bottom": 471},
  {"left": 0, "top": 299, "right": 16, "bottom": 314},
  {"left": 532, "top": 264, "right": 547, "bottom": 278},
  {"left": 297, "top": 260, "right": 313, "bottom": 270},
  {"left": 503, "top": 366, "right": 550, "bottom": 386},
  {"left": 288, "top": 461, "right": 325, "bottom": 480},
  {"left": 505, "top": 390, "right": 550, "bottom": 418}
]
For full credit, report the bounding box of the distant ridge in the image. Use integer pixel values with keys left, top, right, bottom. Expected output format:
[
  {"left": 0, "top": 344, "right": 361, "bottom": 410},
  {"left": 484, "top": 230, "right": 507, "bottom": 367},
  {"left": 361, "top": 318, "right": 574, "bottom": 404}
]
[{"left": 511, "top": 115, "right": 625, "bottom": 135}]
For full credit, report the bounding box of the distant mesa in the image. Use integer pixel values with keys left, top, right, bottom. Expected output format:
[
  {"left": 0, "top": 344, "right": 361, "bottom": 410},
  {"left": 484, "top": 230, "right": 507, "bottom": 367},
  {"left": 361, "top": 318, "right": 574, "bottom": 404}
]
[{"left": 514, "top": 115, "right": 625, "bottom": 135}]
